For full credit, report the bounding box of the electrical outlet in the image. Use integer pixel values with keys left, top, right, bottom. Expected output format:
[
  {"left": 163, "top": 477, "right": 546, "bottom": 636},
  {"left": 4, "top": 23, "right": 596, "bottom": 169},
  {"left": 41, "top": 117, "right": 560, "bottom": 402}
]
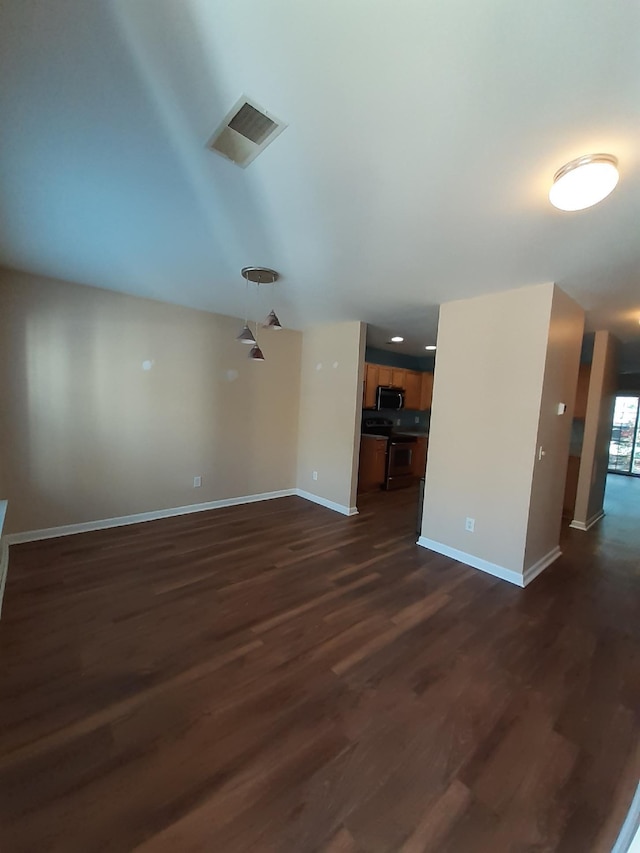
[
  {"left": 465, "top": 517, "right": 475, "bottom": 532},
  {"left": 414, "top": 416, "right": 420, "bottom": 424},
  {"left": 396, "top": 418, "right": 401, "bottom": 425},
  {"left": 193, "top": 476, "right": 202, "bottom": 488},
  {"left": 312, "top": 471, "right": 318, "bottom": 481}
]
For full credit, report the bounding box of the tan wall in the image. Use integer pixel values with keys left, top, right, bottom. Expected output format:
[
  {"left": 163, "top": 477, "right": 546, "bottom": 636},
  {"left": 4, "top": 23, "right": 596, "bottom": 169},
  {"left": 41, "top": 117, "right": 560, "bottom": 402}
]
[
  {"left": 0, "top": 269, "right": 302, "bottom": 534},
  {"left": 523, "top": 287, "right": 584, "bottom": 570},
  {"left": 573, "top": 330, "right": 618, "bottom": 528},
  {"left": 296, "top": 321, "right": 365, "bottom": 511},
  {"left": 422, "top": 283, "right": 583, "bottom": 579}
]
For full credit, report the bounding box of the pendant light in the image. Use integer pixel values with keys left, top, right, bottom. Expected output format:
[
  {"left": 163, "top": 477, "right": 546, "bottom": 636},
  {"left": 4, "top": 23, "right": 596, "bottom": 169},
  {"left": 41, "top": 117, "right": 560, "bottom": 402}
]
[
  {"left": 263, "top": 309, "right": 283, "bottom": 330},
  {"left": 549, "top": 154, "right": 619, "bottom": 211},
  {"left": 248, "top": 343, "right": 265, "bottom": 361},
  {"left": 238, "top": 266, "right": 281, "bottom": 361},
  {"left": 237, "top": 324, "right": 256, "bottom": 344}
]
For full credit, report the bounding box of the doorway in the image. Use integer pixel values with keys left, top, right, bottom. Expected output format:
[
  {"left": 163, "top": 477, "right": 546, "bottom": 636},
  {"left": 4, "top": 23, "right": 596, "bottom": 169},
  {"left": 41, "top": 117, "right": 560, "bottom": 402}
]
[{"left": 608, "top": 395, "right": 640, "bottom": 476}]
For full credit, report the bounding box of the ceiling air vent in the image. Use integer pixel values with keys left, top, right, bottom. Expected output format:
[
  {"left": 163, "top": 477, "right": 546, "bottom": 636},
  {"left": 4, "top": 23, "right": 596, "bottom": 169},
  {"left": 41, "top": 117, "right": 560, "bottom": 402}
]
[{"left": 206, "top": 96, "right": 287, "bottom": 168}]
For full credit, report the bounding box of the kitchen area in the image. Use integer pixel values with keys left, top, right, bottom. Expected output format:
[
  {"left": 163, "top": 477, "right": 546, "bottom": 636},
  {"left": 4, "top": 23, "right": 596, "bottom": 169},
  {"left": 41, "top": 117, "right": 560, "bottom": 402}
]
[{"left": 357, "top": 354, "right": 434, "bottom": 502}]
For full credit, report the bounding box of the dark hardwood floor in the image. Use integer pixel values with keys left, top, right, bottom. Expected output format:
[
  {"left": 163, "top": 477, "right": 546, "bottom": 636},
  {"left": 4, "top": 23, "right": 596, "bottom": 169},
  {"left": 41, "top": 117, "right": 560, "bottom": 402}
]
[{"left": 0, "top": 481, "right": 638, "bottom": 852}]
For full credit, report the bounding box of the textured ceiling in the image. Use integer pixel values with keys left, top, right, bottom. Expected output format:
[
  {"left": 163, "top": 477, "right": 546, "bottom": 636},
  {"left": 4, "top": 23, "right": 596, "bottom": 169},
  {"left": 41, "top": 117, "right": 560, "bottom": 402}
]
[{"left": 1, "top": 0, "right": 639, "bottom": 360}]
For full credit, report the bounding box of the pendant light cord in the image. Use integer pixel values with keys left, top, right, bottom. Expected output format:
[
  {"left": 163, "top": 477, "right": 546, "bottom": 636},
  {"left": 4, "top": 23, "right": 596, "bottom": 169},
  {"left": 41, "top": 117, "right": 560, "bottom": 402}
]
[
  {"left": 254, "top": 273, "right": 261, "bottom": 343},
  {"left": 243, "top": 277, "right": 249, "bottom": 326}
]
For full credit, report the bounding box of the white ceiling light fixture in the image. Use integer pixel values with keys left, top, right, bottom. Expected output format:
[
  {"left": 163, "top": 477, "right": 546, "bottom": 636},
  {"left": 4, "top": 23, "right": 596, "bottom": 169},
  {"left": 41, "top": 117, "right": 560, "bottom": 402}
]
[
  {"left": 425, "top": 345, "right": 437, "bottom": 351},
  {"left": 238, "top": 267, "right": 281, "bottom": 361},
  {"left": 389, "top": 336, "right": 404, "bottom": 343},
  {"left": 549, "top": 154, "right": 619, "bottom": 212}
]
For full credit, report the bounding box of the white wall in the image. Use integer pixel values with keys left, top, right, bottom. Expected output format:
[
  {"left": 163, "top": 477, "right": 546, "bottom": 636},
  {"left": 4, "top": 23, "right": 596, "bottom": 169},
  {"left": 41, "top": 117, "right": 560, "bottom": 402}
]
[
  {"left": 420, "top": 283, "right": 583, "bottom": 584},
  {"left": 296, "top": 321, "right": 365, "bottom": 513},
  {"left": 0, "top": 269, "right": 303, "bottom": 534},
  {"left": 524, "top": 287, "right": 584, "bottom": 569}
]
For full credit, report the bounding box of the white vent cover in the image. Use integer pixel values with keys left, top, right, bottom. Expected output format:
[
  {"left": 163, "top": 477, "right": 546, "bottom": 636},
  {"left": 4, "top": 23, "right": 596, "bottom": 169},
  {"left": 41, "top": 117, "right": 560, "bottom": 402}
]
[{"left": 206, "top": 96, "right": 287, "bottom": 167}]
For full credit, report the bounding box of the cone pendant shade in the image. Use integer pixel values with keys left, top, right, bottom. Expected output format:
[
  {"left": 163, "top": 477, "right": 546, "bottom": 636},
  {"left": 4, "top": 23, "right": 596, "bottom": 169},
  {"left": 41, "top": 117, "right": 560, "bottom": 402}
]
[
  {"left": 263, "top": 309, "right": 283, "bottom": 330},
  {"left": 248, "top": 344, "right": 265, "bottom": 361},
  {"left": 236, "top": 324, "right": 256, "bottom": 345}
]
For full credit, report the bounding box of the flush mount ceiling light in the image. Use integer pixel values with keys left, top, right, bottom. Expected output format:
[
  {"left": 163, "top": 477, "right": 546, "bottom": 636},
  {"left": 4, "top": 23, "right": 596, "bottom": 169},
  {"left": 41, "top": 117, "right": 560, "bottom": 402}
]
[
  {"left": 549, "top": 154, "right": 619, "bottom": 211},
  {"left": 425, "top": 345, "right": 437, "bottom": 351},
  {"left": 236, "top": 267, "right": 282, "bottom": 361},
  {"left": 389, "top": 336, "right": 404, "bottom": 343}
]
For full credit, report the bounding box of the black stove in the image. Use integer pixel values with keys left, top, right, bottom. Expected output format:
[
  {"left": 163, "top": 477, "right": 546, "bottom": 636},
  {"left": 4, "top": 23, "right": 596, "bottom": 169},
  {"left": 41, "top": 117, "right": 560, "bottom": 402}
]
[
  {"left": 361, "top": 417, "right": 418, "bottom": 490},
  {"left": 361, "top": 417, "right": 418, "bottom": 443}
]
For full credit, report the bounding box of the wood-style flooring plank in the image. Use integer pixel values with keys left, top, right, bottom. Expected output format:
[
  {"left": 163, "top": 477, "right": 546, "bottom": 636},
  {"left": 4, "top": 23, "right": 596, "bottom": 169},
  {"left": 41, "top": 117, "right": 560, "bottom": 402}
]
[{"left": 0, "top": 481, "right": 638, "bottom": 852}]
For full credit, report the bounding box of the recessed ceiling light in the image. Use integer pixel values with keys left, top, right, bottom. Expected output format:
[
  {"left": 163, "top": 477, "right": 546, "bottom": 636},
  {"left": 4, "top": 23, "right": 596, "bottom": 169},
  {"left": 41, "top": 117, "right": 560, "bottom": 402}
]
[
  {"left": 389, "top": 336, "right": 404, "bottom": 343},
  {"left": 549, "top": 154, "right": 619, "bottom": 211},
  {"left": 425, "top": 345, "right": 437, "bottom": 351}
]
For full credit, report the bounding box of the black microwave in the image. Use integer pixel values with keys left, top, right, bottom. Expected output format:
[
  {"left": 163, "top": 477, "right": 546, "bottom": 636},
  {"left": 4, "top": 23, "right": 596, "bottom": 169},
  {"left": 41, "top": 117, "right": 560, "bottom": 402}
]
[{"left": 376, "top": 386, "right": 405, "bottom": 410}]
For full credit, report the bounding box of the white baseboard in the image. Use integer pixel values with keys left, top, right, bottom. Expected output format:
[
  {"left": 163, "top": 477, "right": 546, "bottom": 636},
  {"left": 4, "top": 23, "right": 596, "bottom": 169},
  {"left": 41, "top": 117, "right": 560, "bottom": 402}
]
[
  {"left": 416, "top": 536, "right": 525, "bottom": 587},
  {"left": 416, "top": 537, "right": 561, "bottom": 587},
  {"left": 4, "top": 489, "right": 298, "bottom": 546},
  {"left": 523, "top": 546, "right": 561, "bottom": 586},
  {"left": 294, "top": 489, "right": 358, "bottom": 517},
  {"left": 2, "top": 487, "right": 359, "bottom": 549},
  {"left": 569, "top": 509, "right": 605, "bottom": 532},
  {"left": 0, "top": 488, "right": 359, "bottom": 617}
]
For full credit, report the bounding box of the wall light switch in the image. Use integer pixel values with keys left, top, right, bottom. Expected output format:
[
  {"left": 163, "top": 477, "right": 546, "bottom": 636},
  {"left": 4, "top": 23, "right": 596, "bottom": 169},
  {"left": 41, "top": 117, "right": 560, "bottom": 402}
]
[
  {"left": 193, "top": 476, "right": 202, "bottom": 488},
  {"left": 557, "top": 403, "right": 567, "bottom": 415},
  {"left": 465, "top": 517, "right": 475, "bottom": 532},
  {"left": 312, "top": 471, "right": 318, "bottom": 481}
]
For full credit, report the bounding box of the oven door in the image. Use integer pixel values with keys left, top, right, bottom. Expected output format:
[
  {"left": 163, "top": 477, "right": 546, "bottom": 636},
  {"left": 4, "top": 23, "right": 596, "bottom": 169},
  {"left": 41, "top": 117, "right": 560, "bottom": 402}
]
[{"left": 385, "top": 440, "right": 415, "bottom": 489}]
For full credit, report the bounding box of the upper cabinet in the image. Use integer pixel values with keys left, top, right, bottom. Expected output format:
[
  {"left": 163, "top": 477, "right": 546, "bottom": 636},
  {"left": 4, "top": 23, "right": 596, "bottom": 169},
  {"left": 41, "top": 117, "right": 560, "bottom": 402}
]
[
  {"left": 378, "top": 366, "right": 393, "bottom": 386},
  {"left": 419, "top": 371, "right": 433, "bottom": 410},
  {"left": 403, "top": 371, "right": 421, "bottom": 410},
  {"left": 363, "top": 362, "right": 433, "bottom": 411},
  {"left": 364, "top": 363, "right": 378, "bottom": 408},
  {"left": 391, "top": 369, "right": 405, "bottom": 388}
]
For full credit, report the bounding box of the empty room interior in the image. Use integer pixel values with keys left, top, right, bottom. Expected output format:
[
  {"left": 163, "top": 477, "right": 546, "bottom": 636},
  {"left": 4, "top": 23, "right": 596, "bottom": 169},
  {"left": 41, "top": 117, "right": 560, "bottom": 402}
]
[{"left": 1, "top": 2, "right": 639, "bottom": 851}]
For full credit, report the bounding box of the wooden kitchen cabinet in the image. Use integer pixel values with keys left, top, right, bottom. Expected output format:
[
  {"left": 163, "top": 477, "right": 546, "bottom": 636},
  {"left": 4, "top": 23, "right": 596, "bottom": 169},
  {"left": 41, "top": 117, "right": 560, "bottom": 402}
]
[
  {"left": 378, "top": 366, "right": 393, "bottom": 386},
  {"left": 358, "top": 436, "right": 387, "bottom": 492},
  {"left": 364, "top": 363, "right": 379, "bottom": 408},
  {"left": 363, "top": 362, "right": 434, "bottom": 411},
  {"left": 403, "top": 371, "right": 421, "bottom": 410},
  {"left": 420, "top": 371, "right": 434, "bottom": 410},
  {"left": 412, "top": 436, "right": 428, "bottom": 477},
  {"left": 391, "top": 369, "right": 405, "bottom": 388}
]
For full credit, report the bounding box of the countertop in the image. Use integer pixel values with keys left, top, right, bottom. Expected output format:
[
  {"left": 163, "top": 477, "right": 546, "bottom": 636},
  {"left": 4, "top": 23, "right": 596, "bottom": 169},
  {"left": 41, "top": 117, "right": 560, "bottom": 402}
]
[
  {"left": 360, "top": 433, "right": 388, "bottom": 442},
  {"left": 392, "top": 430, "right": 429, "bottom": 438}
]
